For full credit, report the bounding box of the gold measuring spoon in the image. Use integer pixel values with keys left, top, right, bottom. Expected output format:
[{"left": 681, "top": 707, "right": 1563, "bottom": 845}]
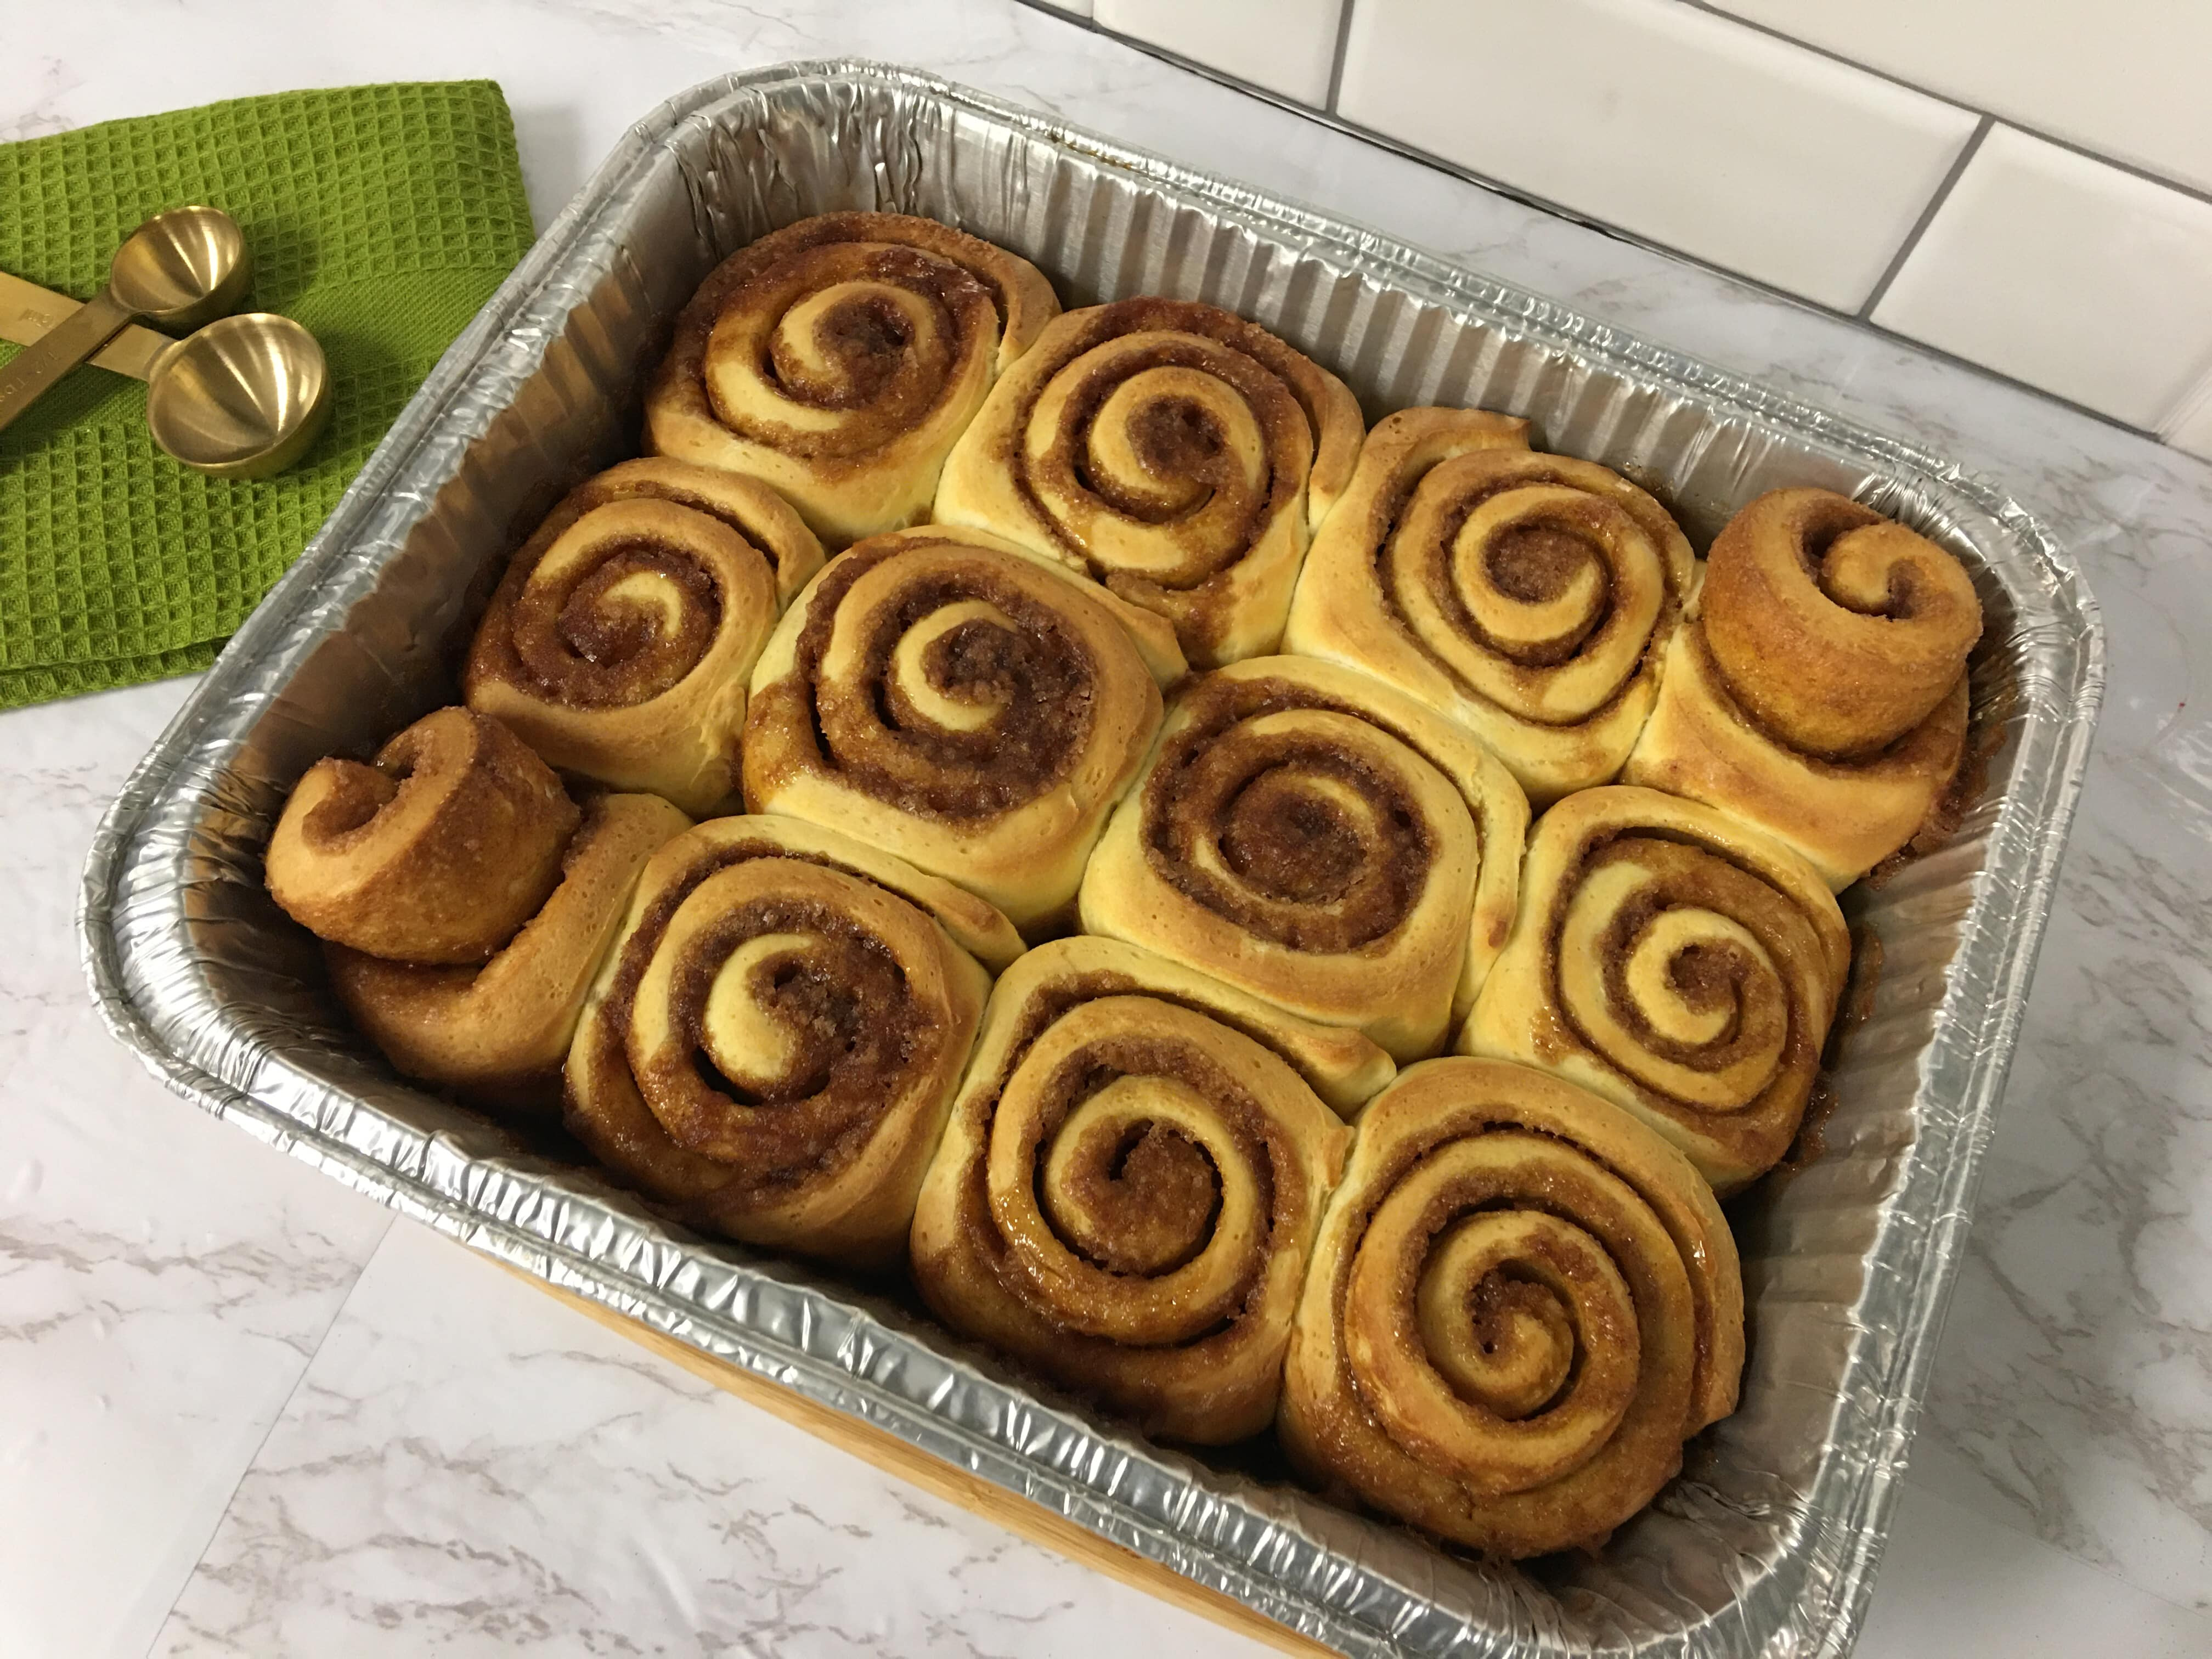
[
  {"left": 0, "top": 205, "right": 251, "bottom": 433},
  {"left": 0, "top": 272, "right": 176, "bottom": 377},
  {"left": 1, "top": 271, "right": 330, "bottom": 480},
  {"left": 148, "top": 312, "right": 330, "bottom": 480}
]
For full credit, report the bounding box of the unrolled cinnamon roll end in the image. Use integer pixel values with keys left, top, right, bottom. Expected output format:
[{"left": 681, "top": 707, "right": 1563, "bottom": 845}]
[{"left": 1624, "top": 488, "right": 1984, "bottom": 887}]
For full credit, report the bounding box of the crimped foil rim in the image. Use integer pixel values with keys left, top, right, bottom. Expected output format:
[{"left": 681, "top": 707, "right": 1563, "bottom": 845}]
[{"left": 80, "top": 60, "right": 2103, "bottom": 1659}]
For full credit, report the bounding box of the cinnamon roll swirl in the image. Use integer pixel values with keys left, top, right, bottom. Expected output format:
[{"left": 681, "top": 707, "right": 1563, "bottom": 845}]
[
  {"left": 933, "top": 297, "right": 1365, "bottom": 668},
  {"left": 464, "top": 459, "right": 824, "bottom": 816},
  {"left": 1458, "top": 787, "right": 1850, "bottom": 1192},
  {"left": 1282, "top": 408, "right": 1696, "bottom": 804},
  {"left": 645, "top": 212, "right": 1060, "bottom": 548},
  {"left": 1079, "top": 656, "right": 1529, "bottom": 1063},
  {"left": 264, "top": 707, "right": 691, "bottom": 1108},
  {"left": 741, "top": 525, "right": 1184, "bottom": 936},
  {"left": 911, "top": 936, "right": 1364, "bottom": 1442},
  {"left": 1279, "top": 1057, "right": 1742, "bottom": 1559},
  {"left": 565, "top": 815, "right": 1018, "bottom": 1269},
  {"left": 1623, "top": 488, "right": 1983, "bottom": 887}
]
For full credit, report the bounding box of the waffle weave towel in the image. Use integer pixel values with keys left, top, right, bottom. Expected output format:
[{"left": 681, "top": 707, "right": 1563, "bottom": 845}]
[{"left": 0, "top": 81, "right": 534, "bottom": 708}]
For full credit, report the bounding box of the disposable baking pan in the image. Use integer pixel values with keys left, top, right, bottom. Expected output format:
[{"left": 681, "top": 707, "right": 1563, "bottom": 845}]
[{"left": 81, "top": 61, "right": 2103, "bottom": 1658}]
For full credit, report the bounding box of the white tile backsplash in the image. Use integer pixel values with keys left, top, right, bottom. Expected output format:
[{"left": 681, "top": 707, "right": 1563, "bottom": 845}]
[
  {"left": 1872, "top": 126, "right": 2212, "bottom": 429},
  {"left": 1335, "top": 0, "right": 1975, "bottom": 310},
  {"left": 1097, "top": 0, "right": 1344, "bottom": 106},
  {"left": 1706, "top": 0, "right": 2212, "bottom": 197},
  {"left": 1044, "top": 0, "right": 2212, "bottom": 449}
]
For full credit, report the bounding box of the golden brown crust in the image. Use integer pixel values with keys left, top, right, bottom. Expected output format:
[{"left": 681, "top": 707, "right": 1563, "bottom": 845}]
[
  {"left": 645, "top": 212, "right": 1060, "bottom": 549},
  {"left": 934, "top": 297, "right": 1365, "bottom": 668},
  {"left": 1282, "top": 408, "right": 1695, "bottom": 805},
  {"left": 266, "top": 707, "right": 692, "bottom": 1112},
  {"left": 265, "top": 707, "right": 579, "bottom": 965},
  {"left": 741, "top": 525, "right": 1183, "bottom": 936},
  {"left": 1278, "top": 1056, "right": 1742, "bottom": 1558},
  {"left": 911, "top": 937, "right": 1358, "bottom": 1442},
  {"left": 464, "top": 459, "right": 824, "bottom": 816},
  {"left": 563, "top": 815, "right": 1007, "bottom": 1269},
  {"left": 1701, "top": 488, "right": 1982, "bottom": 758},
  {"left": 1457, "top": 787, "right": 1849, "bottom": 1191},
  {"left": 327, "top": 791, "right": 692, "bottom": 1108},
  {"left": 1078, "top": 656, "right": 1528, "bottom": 1062},
  {"left": 1623, "top": 489, "right": 1983, "bottom": 888}
]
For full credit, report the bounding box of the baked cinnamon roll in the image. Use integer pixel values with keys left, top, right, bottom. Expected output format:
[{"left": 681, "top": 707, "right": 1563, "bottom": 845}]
[
  {"left": 263, "top": 707, "right": 690, "bottom": 1108},
  {"left": 1279, "top": 1057, "right": 1742, "bottom": 1559},
  {"left": 1624, "top": 488, "right": 1983, "bottom": 887},
  {"left": 911, "top": 936, "right": 1366, "bottom": 1442},
  {"left": 565, "top": 815, "right": 1019, "bottom": 1269},
  {"left": 464, "top": 459, "right": 824, "bottom": 816},
  {"left": 645, "top": 212, "right": 1060, "bottom": 548},
  {"left": 741, "top": 524, "right": 1184, "bottom": 936},
  {"left": 933, "top": 297, "right": 1364, "bottom": 668},
  {"left": 1281, "top": 408, "right": 1696, "bottom": 804},
  {"left": 1078, "top": 656, "right": 1529, "bottom": 1062},
  {"left": 1458, "top": 786, "right": 1850, "bottom": 1192}
]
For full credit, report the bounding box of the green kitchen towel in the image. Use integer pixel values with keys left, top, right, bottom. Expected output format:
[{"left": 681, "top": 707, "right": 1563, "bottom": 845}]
[{"left": 0, "top": 81, "right": 535, "bottom": 709}]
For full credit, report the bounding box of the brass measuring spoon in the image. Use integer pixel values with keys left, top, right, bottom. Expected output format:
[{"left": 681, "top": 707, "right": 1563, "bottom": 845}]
[
  {"left": 0, "top": 205, "right": 251, "bottom": 433},
  {"left": 148, "top": 312, "right": 330, "bottom": 480},
  {"left": 1, "top": 272, "right": 329, "bottom": 480}
]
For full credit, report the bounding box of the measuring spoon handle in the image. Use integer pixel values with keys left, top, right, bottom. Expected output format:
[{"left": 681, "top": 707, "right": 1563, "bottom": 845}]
[{"left": 0, "top": 289, "right": 133, "bottom": 433}]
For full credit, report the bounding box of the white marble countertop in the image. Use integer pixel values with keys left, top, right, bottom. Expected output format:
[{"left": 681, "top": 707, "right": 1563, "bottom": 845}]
[{"left": 5, "top": 2, "right": 2210, "bottom": 1655}]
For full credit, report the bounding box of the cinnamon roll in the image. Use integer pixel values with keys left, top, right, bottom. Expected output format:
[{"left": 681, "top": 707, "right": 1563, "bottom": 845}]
[
  {"left": 1078, "top": 656, "right": 1529, "bottom": 1062},
  {"left": 911, "top": 936, "right": 1364, "bottom": 1442},
  {"left": 741, "top": 524, "right": 1185, "bottom": 936},
  {"left": 645, "top": 212, "right": 1060, "bottom": 548},
  {"left": 1281, "top": 408, "right": 1696, "bottom": 804},
  {"left": 1458, "top": 786, "right": 1850, "bottom": 1192},
  {"left": 264, "top": 707, "right": 690, "bottom": 1107},
  {"left": 933, "top": 297, "right": 1365, "bottom": 668},
  {"left": 1623, "top": 488, "right": 1983, "bottom": 887},
  {"left": 565, "top": 815, "right": 1018, "bottom": 1269},
  {"left": 464, "top": 459, "right": 824, "bottom": 816},
  {"left": 1279, "top": 1056, "right": 1742, "bottom": 1559}
]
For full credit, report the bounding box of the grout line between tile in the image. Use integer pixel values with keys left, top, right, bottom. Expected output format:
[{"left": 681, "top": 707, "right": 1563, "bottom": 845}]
[
  {"left": 1859, "top": 114, "right": 1991, "bottom": 320},
  {"left": 1671, "top": 0, "right": 2212, "bottom": 209},
  {"left": 136, "top": 1210, "right": 396, "bottom": 1659},
  {"left": 2159, "top": 357, "right": 2212, "bottom": 439},
  {"left": 1322, "top": 0, "right": 1358, "bottom": 115}
]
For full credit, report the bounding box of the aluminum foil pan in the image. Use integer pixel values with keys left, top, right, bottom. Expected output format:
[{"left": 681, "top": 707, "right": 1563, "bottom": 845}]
[{"left": 80, "top": 61, "right": 2102, "bottom": 1659}]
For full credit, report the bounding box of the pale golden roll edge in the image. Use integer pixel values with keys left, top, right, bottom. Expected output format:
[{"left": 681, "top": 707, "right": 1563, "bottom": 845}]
[
  {"left": 563, "top": 812, "right": 1004, "bottom": 1269},
  {"left": 740, "top": 526, "right": 1173, "bottom": 936},
  {"left": 1283, "top": 409, "right": 1694, "bottom": 806},
  {"left": 462, "top": 462, "right": 819, "bottom": 816},
  {"left": 1455, "top": 785, "right": 1850, "bottom": 1191},
  {"left": 1278, "top": 1055, "right": 1742, "bottom": 1558},
  {"left": 644, "top": 212, "right": 1062, "bottom": 550},
  {"left": 933, "top": 296, "right": 1364, "bottom": 669},
  {"left": 1076, "top": 654, "right": 1526, "bottom": 1063},
  {"left": 911, "top": 934, "right": 1353, "bottom": 1442}
]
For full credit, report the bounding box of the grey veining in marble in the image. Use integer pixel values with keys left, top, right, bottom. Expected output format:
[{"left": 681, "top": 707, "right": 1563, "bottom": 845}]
[
  {"left": 0, "top": 680, "right": 393, "bottom": 1659},
  {"left": 153, "top": 1222, "right": 1271, "bottom": 1658}
]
